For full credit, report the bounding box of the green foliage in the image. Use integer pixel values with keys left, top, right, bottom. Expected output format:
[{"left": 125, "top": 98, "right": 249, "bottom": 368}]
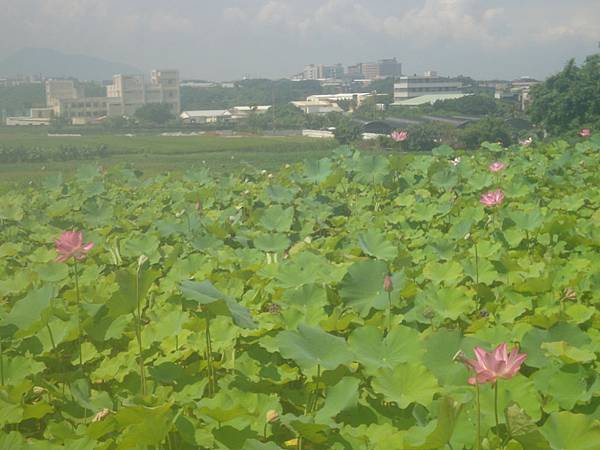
[
  {"left": 333, "top": 117, "right": 362, "bottom": 144},
  {"left": 434, "top": 94, "right": 500, "bottom": 116},
  {"left": 181, "top": 79, "right": 323, "bottom": 110},
  {"left": 0, "top": 135, "right": 599, "bottom": 448},
  {"left": 528, "top": 54, "right": 600, "bottom": 133},
  {"left": 133, "top": 103, "right": 174, "bottom": 125},
  {"left": 0, "top": 83, "right": 45, "bottom": 116},
  {"left": 460, "top": 116, "right": 514, "bottom": 148}
]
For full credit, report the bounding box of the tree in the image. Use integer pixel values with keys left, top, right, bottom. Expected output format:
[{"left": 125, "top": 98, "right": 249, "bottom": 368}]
[
  {"left": 458, "top": 117, "right": 513, "bottom": 148},
  {"left": 133, "top": 103, "right": 174, "bottom": 125},
  {"left": 528, "top": 54, "right": 600, "bottom": 134},
  {"left": 404, "top": 122, "right": 458, "bottom": 151},
  {"left": 333, "top": 118, "right": 362, "bottom": 144},
  {"left": 433, "top": 95, "right": 500, "bottom": 116}
]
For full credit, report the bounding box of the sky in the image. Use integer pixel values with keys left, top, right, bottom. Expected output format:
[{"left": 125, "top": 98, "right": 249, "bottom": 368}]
[{"left": 1, "top": 0, "right": 600, "bottom": 80}]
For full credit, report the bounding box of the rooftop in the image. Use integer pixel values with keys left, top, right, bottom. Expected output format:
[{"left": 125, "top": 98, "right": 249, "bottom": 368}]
[{"left": 392, "top": 93, "right": 469, "bottom": 106}]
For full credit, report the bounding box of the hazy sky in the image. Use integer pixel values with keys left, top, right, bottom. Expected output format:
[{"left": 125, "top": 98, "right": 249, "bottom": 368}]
[{"left": 2, "top": 0, "right": 599, "bottom": 80}]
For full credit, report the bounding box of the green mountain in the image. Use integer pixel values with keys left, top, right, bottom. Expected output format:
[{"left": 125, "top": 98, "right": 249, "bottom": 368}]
[{"left": 0, "top": 48, "right": 142, "bottom": 81}]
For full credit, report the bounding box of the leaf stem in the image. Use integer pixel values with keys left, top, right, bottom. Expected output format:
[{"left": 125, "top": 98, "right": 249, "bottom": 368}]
[
  {"left": 135, "top": 269, "right": 146, "bottom": 396},
  {"left": 386, "top": 291, "right": 392, "bottom": 336},
  {"left": 0, "top": 340, "right": 4, "bottom": 386}
]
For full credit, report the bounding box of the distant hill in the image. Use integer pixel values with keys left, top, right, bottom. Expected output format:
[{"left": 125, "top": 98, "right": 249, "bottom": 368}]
[{"left": 0, "top": 48, "right": 143, "bottom": 81}]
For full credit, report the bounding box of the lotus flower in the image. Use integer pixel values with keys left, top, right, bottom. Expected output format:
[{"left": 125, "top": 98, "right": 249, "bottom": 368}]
[
  {"left": 391, "top": 130, "right": 408, "bottom": 142},
  {"left": 480, "top": 189, "right": 505, "bottom": 207},
  {"left": 488, "top": 162, "right": 506, "bottom": 173},
  {"left": 563, "top": 288, "right": 577, "bottom": 301},
  {"left": 580, "top": 128, "right": 591, "bottom": 138},
  {"left": 450, "top": 157, "right": 461, "bottom": 166},
  {"left": 462, "top": 343, "right": 527, "bottom": 385},
  {"left": 55, "top": 231, "right": 94, "bottom": 263}
]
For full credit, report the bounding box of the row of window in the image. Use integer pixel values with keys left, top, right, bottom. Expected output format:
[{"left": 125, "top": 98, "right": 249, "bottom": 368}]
[{"left": 395, "top": 87, "right": 462, "bottom": 93}]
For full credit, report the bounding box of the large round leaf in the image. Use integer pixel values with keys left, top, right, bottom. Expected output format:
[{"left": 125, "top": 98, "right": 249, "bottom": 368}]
[{"left": 276, "top": 324, "right": 353, "bottom": 375}]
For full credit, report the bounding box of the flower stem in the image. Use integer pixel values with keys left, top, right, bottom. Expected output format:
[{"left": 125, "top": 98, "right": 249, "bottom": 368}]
[
  {"left": 494, "top": 382, "right": 501, "bottom": 448},
  {"left": 386, "top": 291, "right": 392, "bottom": 336},
  {"left": 73, "top": 260, "right": 83, "bottom": 370},
  {"left": 46, "top": 324, "right": 56, "bottom": 350},
  {"left": 475, "top": 382, "right": 481, "bottom": 450}
]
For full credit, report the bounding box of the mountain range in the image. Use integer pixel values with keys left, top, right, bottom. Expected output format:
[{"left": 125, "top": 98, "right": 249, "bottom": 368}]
[{"left": 0, "top": 48, "right": 142, "bottom": 80}]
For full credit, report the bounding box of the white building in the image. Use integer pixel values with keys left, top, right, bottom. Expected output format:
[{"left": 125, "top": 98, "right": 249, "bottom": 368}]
[
  {"left": 292, "top": 101, "right": 342, "bottom": 114},
  {"left": 394, "top": 72, "right": 463, "bottom": 101},
  {"left": 180, "top": 110, "right": 232, "bottom": 124}
]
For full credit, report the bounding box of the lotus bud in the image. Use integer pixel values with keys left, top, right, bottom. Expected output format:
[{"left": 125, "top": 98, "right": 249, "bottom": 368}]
[
  {"left": 266, "top": 409, "right": 280, "bottom": 423},
  {"left": 195, "top": 201, "right": 202, "bottom": 211},
  {"left": 137, "top": 255, "right": 149, "bottom": 272},
  {"left": 383, "top": 274, "right": 393, "bottom": 293},
  {"left": 92, "top": 408, "right": 112, "bottom": 422}
]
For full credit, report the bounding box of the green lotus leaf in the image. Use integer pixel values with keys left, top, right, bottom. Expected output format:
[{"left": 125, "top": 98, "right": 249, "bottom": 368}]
[
  {"left": 180, "top": 280, "right": 257, "bottom": 329},
  {"left": 541, "top": 412, "right": 600, "bottom": 450},
  {"left": 339, "top": 260, "right": 389, "bottom": 317},
  {"left": 254, "top": 233, "right": 290, "bottom": 252},
  {"left": 371, "top": 365, "right": 439, "bottom": 409},
  {"left": 258, "top": 206, "right": 294, "bottom": 232},
  {"left": 358, "top": 230, "right": 398, "bottom": 261},
  {"left": 315, "top": 377, "right": 361, "bottom": 423},
  {"left": 304, "top": 157, "right": 332, "bottom": 183},
  {"left": 403, "top": 397, "right": 462, "bottom": 450},
  {"left": 276, "top": 324, "right": 353, "bottom": 375},
  {"left": 348, "top": 325, "right": 423, "bottom": 373}
]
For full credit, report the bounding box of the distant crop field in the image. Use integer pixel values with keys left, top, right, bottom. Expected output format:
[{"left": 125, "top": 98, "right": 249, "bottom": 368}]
[{"left": 0, "top": 127, "right": 338, "bottom": 183}]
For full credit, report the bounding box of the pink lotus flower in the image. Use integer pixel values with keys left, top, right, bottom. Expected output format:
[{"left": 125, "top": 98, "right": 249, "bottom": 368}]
[
  {"left": 391, "top": 130, "right": 408, "bottom": 142},
  {"left": 462, "top": 343, "right": 527, "bottom": 385},
  {"left": 579, "top": 128, "right": 591, "bottom": 138},
  {"left": 55, "top": 231, "right": 95, "bottom": 263},
  {"left": 488, "top": 161, "right": 506, "bottom": 173},
  {"left": 480, "top": 189, "right": 505, "bottom": 207}
]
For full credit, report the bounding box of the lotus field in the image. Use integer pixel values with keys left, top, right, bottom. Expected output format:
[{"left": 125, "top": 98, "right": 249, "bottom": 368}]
[{"left": 1, "top": 136, "right": 600, "bottom": 450}]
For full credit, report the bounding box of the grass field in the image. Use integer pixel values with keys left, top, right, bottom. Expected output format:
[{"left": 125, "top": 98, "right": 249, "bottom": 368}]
[{"left": 0, "top": 127, "right": 338, "bottom": 184}]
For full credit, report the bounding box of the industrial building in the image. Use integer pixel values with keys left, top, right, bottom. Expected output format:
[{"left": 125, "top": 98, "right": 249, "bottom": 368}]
[{"left": 393, "top": 71, "right": 463, "bottom": 102}]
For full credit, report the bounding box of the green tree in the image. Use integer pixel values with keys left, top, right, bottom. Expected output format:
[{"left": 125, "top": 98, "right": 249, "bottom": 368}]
[
  {"left": 404, "top": 122, "right": 458, "bottom": 151},
  {"left": 528, "top": 54, "right": 600, "bottom": 134},
  {"left": 458, "top": 117, "right": 513, "bottom": 148},
  {"left": 133, "top": 103, "right": 174, "bottom": 125},
  {"left": 433, "top": 95, "right": 500, "bottom": 116},
  {"left": 333, "top": 118, "right": 362, "bottom": 144}
]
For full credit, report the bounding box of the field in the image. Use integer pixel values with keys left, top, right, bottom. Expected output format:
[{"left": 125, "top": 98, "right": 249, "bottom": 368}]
[
  {"left": 0, "top": 135, "right": 599, "bottom": 449},
  {"left": 0, "top": 127, "right": 338, "bottom": 183}
]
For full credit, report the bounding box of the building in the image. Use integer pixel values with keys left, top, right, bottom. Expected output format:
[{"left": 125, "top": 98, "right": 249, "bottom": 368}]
[
  {"left": 307, "top": 93, "right": 373, "bottom": 108},
  {"left": 46, "top": 70, "right": 180, "bottom": 123},
  {"left": 303, "top": 64, "right": 344, "bottom": 80},
  {"left": 378, "top": 58, "right": 402, "bottom": 78},
  {"left": 6, "top": 107, "right": 54, "bottom": 126},
  {"left": 228, "top": 105, "right": 271, "bottom": 120},
  {"left": 393, "top": 93, "right": 469, "bottom": 107},
  {"left": 361, "top": 63, "right": 380, "bottom": 80},
  {"left": 291, "top": 100, "right": 342, "bottom": 114},
  {"left": 393, "top": 72, "right": 463, "bottom": 101},
  {"left": 180, "top": 110, "right": 232, "bottom": 124}
]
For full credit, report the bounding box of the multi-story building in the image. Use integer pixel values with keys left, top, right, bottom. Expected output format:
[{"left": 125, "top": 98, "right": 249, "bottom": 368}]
[
  {"left": 46, "top": 70, "right": 180, "bottom": 123},
  {"left": 46, "top": 80, "right": 81, "bottom": 109},
  {"left": 303, "top": 64, "right": 344, "bottom": 80},
  {"left": 393, "top": 72, "right": 463, "bottom": 101},
  {"left": 378, "top": 58, "right": 402, "bottom": 78},
  {"left": 361, "top": 63, "right": 380, "bottom": 80}
]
